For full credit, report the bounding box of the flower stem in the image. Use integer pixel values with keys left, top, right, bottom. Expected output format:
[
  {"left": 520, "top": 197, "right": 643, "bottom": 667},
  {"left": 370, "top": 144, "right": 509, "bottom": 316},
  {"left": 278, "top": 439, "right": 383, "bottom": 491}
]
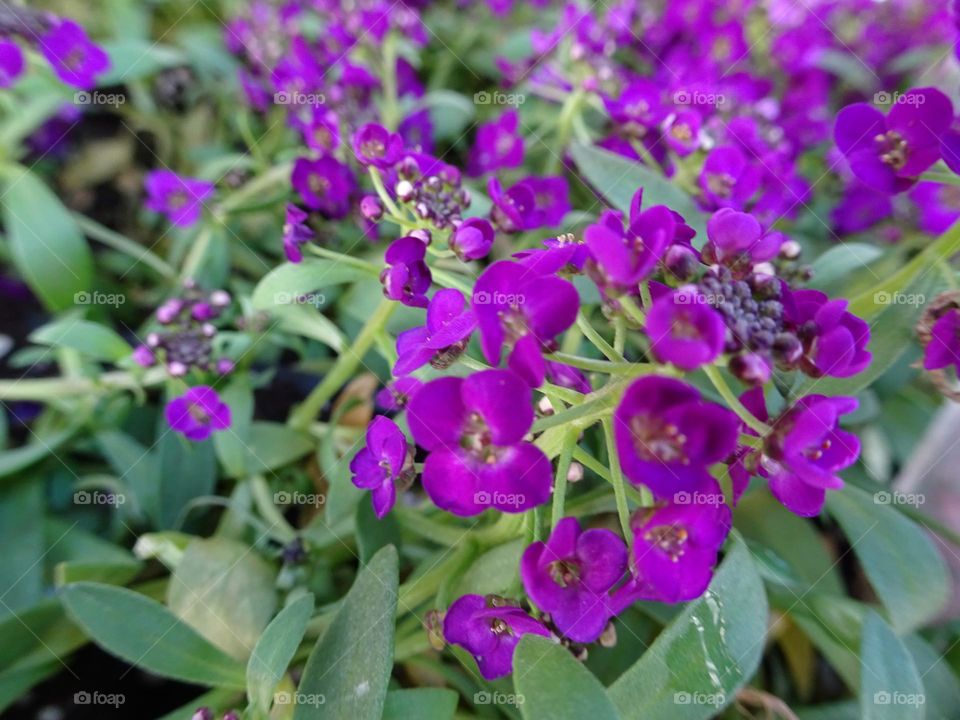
[
  {"left": 288, "top": 297, "right": 397, "bottom": 430},
  {"left": 619, "top": 294, "right": 646, "bottom": 325},
  {"left": 369, "top": 166, "right": 404, "bottom": 218},
  {"left": 703, "top": 364, "right": 770, "bottom": 435},
  {"left": 576, "top": 312, "right": 623, "bottom": 362},
  {"left": 602, "top": 417, "right": 633, "bottom": 538},
  {"left": 550, "top": 426, "right": 579, "bottom": 527},
  {"left": 74, "top": 214, "right": 176, "bottom": 279},
  {"left": 305, "top": 245, "right": 381, "bottom": 275}
]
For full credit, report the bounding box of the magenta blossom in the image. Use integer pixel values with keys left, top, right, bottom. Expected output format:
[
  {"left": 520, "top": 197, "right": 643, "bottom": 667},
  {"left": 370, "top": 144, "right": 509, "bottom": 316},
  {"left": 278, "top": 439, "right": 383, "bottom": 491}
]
[
  {"left": 350, "top": 416, "right": 410, "bottom": 518},
  {"left": 443, "top": 594, "right": 550, "bottom": 680},
  {"left": 0, "top": 40, "right": 24, "bottom": 88},
  {"left": 282, "top": 204, "right": 314, "bottom": 263},
  {"left": 645, "top": 288, "right": 726, "bottom": 371},
  {"left": 406, "top": 370, "right": 552, "bottom": 516},
  {"left": 924, "top": 308, "right": 960, "bottom": 372},
  {"left": 786, "top": 289, "right": 871, "bottom": 378},
  {"left": 352, "top": 123, "right": 404, "bottom": 169},
  {"left": 450, "top": 217, "right": 495, "bottom": 262},
  {"left": 39, "top": 19, "right": 110, "bottom": 90},
  {"left": 488, "top": 175, "right": 570, "bottom": 232},
  {"left": 614, "top": 376, "right": 739, "bottom": 498},
  {"left": 375, "top": 376, "right": 423, "bottom": 411},
  {"left": 585, "top": 203, "right": 676, "bottom": 291},
  {"left": 291, "top": 156, "right": 355, "bottom": 218},
  {"left": 165, "top": 386, "right": 231, "bottom": 441},
  {"left": 699, "top": 146, "right": 761, "bottom": 209},
  {"left": 467, "top": 109, "right": 524, "bottom": 176},
  {"left": 380, "top": 236, "right": 431, "bottom": 308},
  {"left": 762, "top": 395, "right": 860, "bottom": 516},
  {"left": 704, "top": 208, "right": 782, "bottom": 267},
  {"left": 834, "top": 88, "right": 953, "bottom": 193},
  {"left": 394, "top": 289, "right": 476, "bottom": 375},
  {"left": 144, "top": 171, "right": 215, "bottom": 228},
  {"left": 521, "top": 518, "right": 629, "bottom": 643}
]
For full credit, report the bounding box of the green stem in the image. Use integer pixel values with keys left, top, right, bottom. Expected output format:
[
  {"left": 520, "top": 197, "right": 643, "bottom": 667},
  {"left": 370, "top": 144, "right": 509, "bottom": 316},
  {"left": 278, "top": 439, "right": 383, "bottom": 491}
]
[
  {"left": 619, "top": 295, "right": 646, "bottom": 325},
  {"left": 218, "top": 161, "right": 293, "bottom": 214},
  {"left": 180, "top": 225, "right": 212, "bottom": 281},
  {"left": 639, "top": 281, "right": 653, "bottom": 311},
  {"left": 602, "top": 417, "right": 633, "bottom": 538},
  {"left": 370, "top": 166, "right": 405, "bottom": 218},
  {"left": 551, "top": 427, "right": 579, "bottom": 527},
  {"left": 288, "top": 298, "right": 397, "bottom": 429},
  {"left": 305, "top": 245, "right": 380, "bottom": 275},
  {"left": 74, "top": 214, "right": 176, "bottom": 279},
  {"left": 703, "top": 365, "right": 770, "bottom": 435},
  {"left": 613, "top": 315, "right": 626, "bottom": 355},
  {"left": 576, "top": 313, "right": 623, "bottom": 362}
]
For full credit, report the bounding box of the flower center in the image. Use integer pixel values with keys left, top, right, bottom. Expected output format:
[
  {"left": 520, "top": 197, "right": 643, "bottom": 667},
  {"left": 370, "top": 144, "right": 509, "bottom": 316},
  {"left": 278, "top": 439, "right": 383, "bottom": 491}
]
[
  {"left": 671, "top": 123, "right": 693, "bottom": 142},
  {"left": 874, "top": 130, "right": 907, "bottom": 170},
  {"left": 489, "top": 617, "right": 513, "bottom": 636},
  {"left": 629, "top": 414, "right": 688, "bottom": 464},
  {"left": 548, "top": 559, "right": 581, "bottom": 588},
  {"left": 461, "top": 412, "right": 498, "bottom": 463},
  {"left": 188, "top": 402, "right": 210, "bottom": 425},
  {"left": 644, "top": 524, "right": 689, "bottom": 562},
  {"left": 803, "top": 438, "right": 832, "bottom": 461},
  {"left": 308, "top": 174, "right": 330, "bottom": 196},
  {"left": 362, "top": 138, "right": 386, "bottom": 158},
  {"left": 706, "top": 172, "right": 736, "bottom": 198}
]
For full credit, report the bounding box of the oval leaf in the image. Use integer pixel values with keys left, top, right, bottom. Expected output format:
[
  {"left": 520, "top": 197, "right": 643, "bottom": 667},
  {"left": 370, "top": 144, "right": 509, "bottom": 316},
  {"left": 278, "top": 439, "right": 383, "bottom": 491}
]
[
  {"left": 247, "top": 594, "right": 314, "bottom": 714},
  {"left": 860, "top": 611, "right": 924, "bottom": 720}
]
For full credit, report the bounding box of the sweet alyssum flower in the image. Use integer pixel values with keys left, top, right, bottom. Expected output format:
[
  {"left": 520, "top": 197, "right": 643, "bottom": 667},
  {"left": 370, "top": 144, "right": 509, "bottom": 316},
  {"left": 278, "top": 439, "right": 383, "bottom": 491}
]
[
  {"left": 626, "top": 490, "right": 732, "bottom": 603},
  {"left": 923, "top": 307, "right": 960, "bottom": 373},
  {"left": 350, "top": 416, "right": 412, "bottom": 518},
  {"left": 834, "top": 87, "right": 953, "bottom": 193},
  {"left": 376, "top": 376, "right": 423, "bottom": 411},
  {"left": 291, "top": 156, "right": 355, "bottom": 218},
  {"left": 645, "top": 288, "right": 726, "bottom": 371},
  {"left": 521, "top": 517, "right": 629, "bottom": 643},
  {"left": 144, "top": 170, "right": 215, "bottom": 228},
  {"left": 467, "top": 109, "right": 524, "bottom": 176},
  {"left": 0, "top": 39, "right": 24, "bottom": 88},
  {"left": 443, "top": 594, "right": 550, "bottom": 680},
  {"left": 699, "top": 146, "right": 761, "bottom": 210},
  {"left": 786, "top": 289, "right": 871, "bottom": 378},
  {"left": 406, "top": 369, "right": 552, "bottom": 516},
  {"left": 702, "top": 207, "right": 782, "bottom": 270},
  {"left": 166, "top": 386, "right": 231, "bottom": 441},
  {"left": 381, "top": 236, "right": 432, "bottom": 308},
  {"left": 488, "top": 175, "right": 570, "bottom": 232},
  {"left": 394, "top": 288, "right": 476, "bottom": 375},
  {"left": 449, "top": 217, "right": 495, "bottom": 262},
  {"left": 761, "top": 394, "right": 860, "bottom": 516},
  {"left": 39, "top": 18, "right": 110, "bottom": 90},
  {"left": 614, "top": 376, "right": 739, "bottom": 498},
  {"left": 352, "top": 122, "right": 404, "bottom": 168},
  {"left": 281, "top": 204, "right": 314, "bottom": 263}
]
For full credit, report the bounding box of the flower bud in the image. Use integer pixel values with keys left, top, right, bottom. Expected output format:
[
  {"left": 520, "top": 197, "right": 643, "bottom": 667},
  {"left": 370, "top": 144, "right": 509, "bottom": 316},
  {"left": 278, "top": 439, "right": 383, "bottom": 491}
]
[{"left": 360, "top": 194, "right": 383, "bottom": 221}]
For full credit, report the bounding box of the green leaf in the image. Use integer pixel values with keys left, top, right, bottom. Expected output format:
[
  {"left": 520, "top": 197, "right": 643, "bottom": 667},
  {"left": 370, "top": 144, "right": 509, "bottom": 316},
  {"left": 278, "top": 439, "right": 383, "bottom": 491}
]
[
  {"left": 99, "top": 40, "right": 188, "bottom": 84},
  {"left": 826, "top": 485, "right": 949, "bottom": 633},
  {"left": 859, "top": 611, "right": 924, "bottom": 720},
  {"left": 455, "top": 539, "right": 523, "bottom": 597},
  {"left": 609, "top": 540, "right": 767, "bottom": 719},
  {"left": 0, "top": 427, "right": 78, "bottom": 480},
  {"left": 570, "top": 141, "right": 707, "bottom": 238},
  {"left": 355, "top": 498, "right": 402, "bottom": 563},
  {"left": 295, "top": 545, "right": 398, "bottom": 719},
  {"left": 213, "top": 379, "right": 254, "bottom": 478},
  {"left": 60, "top": 582, "right": 246, "bottom": 688},
  {"left": 382, "top": 688, "right": 458, "bottom": 720},
  {"left": 46, "top": 518, "right": 140, "bottom": 587},
  {"left": 30, "top": 318, "right": 131, "bottom": 363},
  {"left": 247, "top": 594, "right": 314, "bottom": 714},
  {"left": 905, "top": 634, "right": 960, "bottom": 720},
  {"left": 245, "top": 422, "right": 315, "bottom": 473},
  {"left": 1, "top": 165, "right": 93, "bottom": 311},
  {"left": 156, "top": 431, "right": 217, "bottom": 529},
  {"left": 96, "top": 430, "right": 158, "bottom": 520},
  {"left": 167, "top": 538, "right": 277, "bottom": 660},
  {"left": 251, "top": 260, "right": 371, "bottom": 310},
  {"left": 514, "top": 635, "right": 619, "bottom": 720},
  {"left": 0, "top": 481, "right": 44, "bottom": 614},
  {"left": 807, "top": 243, "right": 885, "bottom": 296},
  {"left": 815, "top": 49, "right": 876, "bottom": 91},
  {"left": 421, "top": 90, "right": 476, "bottom": 140}
]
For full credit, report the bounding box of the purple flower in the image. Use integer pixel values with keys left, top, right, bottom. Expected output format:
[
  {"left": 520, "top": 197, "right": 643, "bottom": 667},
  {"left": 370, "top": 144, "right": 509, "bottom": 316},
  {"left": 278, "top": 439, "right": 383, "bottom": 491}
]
[
  {"left": 545, "top": 361, "right": 591, "bottom": 394},
  {"left": 831, "top": 183, "right": 894, "bottom": 235},
  {"left": 352, "top": 123, "right": 404, "bottom": 169},
  {"left": 291, "top": 156, "right": 355, "bottom": 219},
  {"left": 376, "top": 376, "right": 423, "bottom": 411},
  {"left": 614, "top": 376, "right": 739, "bottom": 498},
  {"left": 704, "top": 208, "right": 782, "bottom": 267},
  {"left": 297, "top": 107, "right": 340, "bottom": 154},
  {"left": 762, "top": 395, "right": 860, "bottom": 517},
  {"left": 39, "top": 19, "right": 110, "bottom": 90},
  {"left": 471, "top": 260, "right": 579, "bottom": 377},
  {"left": 834, "top": 88, "right": 953, "bottom": 193},
  {"left": 909, "top": 182, "right": 960, "bottom": 235},
  {"left": 645, "top": 288, "right": 726, "bottom": 370},
  {"left": 0, "top": 40, "right": 24, "bottom": 88},
  {"left": 144, "top": 170, "right": 215, "bottom": 228},
  {"left": 924, "top": 308, "right": 960, "bottom": 372},
  {"left": 406, "top": 370, "right": 552, "bottom": 516},
  {"left": 786, "top": 289, "right": 871, "bottom": 378},
  {"left": 165, "top": 386, "right": 231, "bottom": 441},
  {"left": 381, "top": 236, "right": 431, "bottom": 308},
  {"left": 394, "top": 289, "right": 476, "bottom": 375},
  {"left": 488, "top": 176, "right": 570, "bottom": 232},
  {"left": 443, "top": 594, "right": 550, "bottom": 680},
  {"left": 450, "top": 218, "right": 495, "bottom": 262},
  {"left": 132, "top": 345, "right": 156, "bottom": 367},
  {"left": 584, "top": 203, "right": 676, "bottom": 291},
  {"left": 663, "top": 110, "right": 702, "bottom": 156},
  {"left": 699, "top": 146, "right": 761, "bottom": 209},
  {"left": 521, "top": 518, "right": 628, "bottom": 642},
  {"left": 350, "top": 416, "right": 410, "bottom": 518},
  {"left": 282, "top": 204, "right": 314, "bottom": 263},
  {"left": 627, "top": 491, "right": 731, "bottom": 603},
  {"left": 468, "top": 110, "right": 524, "bottom": 176}
]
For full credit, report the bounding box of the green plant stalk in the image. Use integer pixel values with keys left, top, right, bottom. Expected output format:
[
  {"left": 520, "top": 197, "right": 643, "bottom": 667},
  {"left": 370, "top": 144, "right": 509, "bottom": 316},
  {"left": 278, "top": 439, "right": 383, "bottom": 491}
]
[
  {"left": 550, "top": 426, "right": 579, "bottom": 526},
  {"left": 619, "top": 294, "right": 646, "bottom": 325},
  {"left": 74, "top": 213, "right": 176, "bottom": 279},
  {"left": 305, "top": 244, "right": 381, "bottom": 275},
  {"left": 288, "top": 298, "right": 397, "bottom": 429},
  {"left": 179, "top": 225, "right": 213, "bottom": 281},
  {"left": 369, "top": 166, "right": 405, "bottom": 218},
  {"left": 603, "top": 417, "right": 633, "bottom": 538},
  {"left": 703, "top": 365, "right": 770, "bottom": 435},
  {"left": 576, "top": 313, "right": 623, "bottom": 361}
]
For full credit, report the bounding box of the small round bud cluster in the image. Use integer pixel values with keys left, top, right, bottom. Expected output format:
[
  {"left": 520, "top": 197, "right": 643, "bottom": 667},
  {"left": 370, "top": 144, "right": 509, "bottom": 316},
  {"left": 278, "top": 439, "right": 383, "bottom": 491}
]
[
  {"left": 135, "top": 281, "right": 234, "bottom": 377},
  {"left": 394, "top": 156, "right": 471, "bottom": 229}
]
